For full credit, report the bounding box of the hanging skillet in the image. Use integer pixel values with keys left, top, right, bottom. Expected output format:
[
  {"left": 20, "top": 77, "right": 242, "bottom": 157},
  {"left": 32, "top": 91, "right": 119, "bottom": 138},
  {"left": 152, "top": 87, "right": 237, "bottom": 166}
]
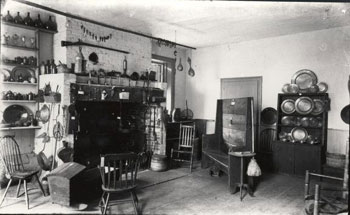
[
  {"left": 187, "top": 57, "right": 195, "bottom": 77},
  {"left": 37, "top": 141, "right": 52, "bottom": 171},
  {"left": 341, "top": 104, "right": 349, "bottom": 124},
  {"left": 39, "top": 104, "right": 50, "bottom": 124}
]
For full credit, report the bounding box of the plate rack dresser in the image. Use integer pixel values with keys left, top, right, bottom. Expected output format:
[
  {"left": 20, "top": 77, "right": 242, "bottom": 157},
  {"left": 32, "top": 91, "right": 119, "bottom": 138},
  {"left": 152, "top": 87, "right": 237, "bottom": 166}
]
[{"left": 272, "top": 93, "right": 329, "bottom": 175}]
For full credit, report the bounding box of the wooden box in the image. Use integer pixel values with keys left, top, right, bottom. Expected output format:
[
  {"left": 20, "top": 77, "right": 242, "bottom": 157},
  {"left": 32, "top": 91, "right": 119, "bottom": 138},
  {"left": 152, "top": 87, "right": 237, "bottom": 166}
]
[{"left": 47, "top": 162, "right": 86, "bottom": 206}]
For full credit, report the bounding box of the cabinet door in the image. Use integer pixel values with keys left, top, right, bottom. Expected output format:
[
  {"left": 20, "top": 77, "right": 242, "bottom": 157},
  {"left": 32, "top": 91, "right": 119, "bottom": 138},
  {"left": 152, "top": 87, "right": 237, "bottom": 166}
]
[
  {"left": 272, "top": 142, "right": 294, "bottom": 174},
  {"left": 294, "top": 145, "right": 321, "bottom": 175}
]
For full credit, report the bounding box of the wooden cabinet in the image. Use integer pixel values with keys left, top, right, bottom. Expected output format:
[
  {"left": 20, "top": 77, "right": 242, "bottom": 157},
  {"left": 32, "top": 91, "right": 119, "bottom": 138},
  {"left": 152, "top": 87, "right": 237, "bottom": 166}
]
[
  {"left": 272, "top": 141, "right": 294, "bottom": 174},
  {"left": 276, "top": 93, "right": 329, "bottom": 147},
  {"left": 273, "top": 93, "right": 328, "bottom": 175},
  {"left": 272, "top": 141, "right": 322, "bottom": 175}
]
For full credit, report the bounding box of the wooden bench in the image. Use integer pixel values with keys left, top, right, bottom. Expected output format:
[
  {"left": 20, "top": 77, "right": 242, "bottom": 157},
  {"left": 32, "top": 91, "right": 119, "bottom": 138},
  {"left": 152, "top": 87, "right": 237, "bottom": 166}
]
[{"left": 201, "top": 97, "right": 253, "bottom": 194}]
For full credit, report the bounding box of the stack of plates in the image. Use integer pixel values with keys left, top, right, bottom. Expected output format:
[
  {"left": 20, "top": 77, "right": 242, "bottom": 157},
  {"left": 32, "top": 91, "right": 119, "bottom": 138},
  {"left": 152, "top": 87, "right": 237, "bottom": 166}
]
[{"left": 281, "top": 69, "right": 328, "bottom": 94}]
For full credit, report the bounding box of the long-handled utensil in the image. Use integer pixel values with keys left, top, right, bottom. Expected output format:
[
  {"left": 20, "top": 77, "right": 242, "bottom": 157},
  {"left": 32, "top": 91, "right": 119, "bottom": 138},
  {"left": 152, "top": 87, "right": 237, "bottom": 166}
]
[
  {"left": 51, "top": 104, "right": 63, "bottom": 170},
  {"left": 187, "top": 57, "right": 195, "bottom": 77},
  {"left": 62, "top": 105, "right": 68, "bottom": 136}
]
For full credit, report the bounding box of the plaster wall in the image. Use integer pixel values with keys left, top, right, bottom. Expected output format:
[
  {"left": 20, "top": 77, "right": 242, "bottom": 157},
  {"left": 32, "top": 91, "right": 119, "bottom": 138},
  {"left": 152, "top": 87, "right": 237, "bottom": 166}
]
[{"left": 187, "top": 26, "right": 350, "bottom": 154}]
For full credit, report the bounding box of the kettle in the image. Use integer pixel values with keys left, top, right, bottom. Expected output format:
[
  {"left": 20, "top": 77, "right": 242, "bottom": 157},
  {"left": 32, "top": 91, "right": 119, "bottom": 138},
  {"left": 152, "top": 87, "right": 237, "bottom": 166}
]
[{"left": 57, "top": 61, "right": 69, "bottom": 73}]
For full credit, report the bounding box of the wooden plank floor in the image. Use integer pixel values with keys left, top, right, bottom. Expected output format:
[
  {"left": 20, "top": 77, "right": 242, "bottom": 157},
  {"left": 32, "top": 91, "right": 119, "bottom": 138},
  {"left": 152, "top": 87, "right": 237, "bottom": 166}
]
[{"left": 0, "top": 164, "right": 307, "bottom": 214}]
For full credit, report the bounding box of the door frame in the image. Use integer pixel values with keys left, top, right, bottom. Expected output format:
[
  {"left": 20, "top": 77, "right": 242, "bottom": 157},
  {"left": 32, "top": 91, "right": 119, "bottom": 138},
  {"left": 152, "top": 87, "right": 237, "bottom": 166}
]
[
  {"left": 220, "top": 76, "right": 262, "bottom": 114},
  {"left": 152, "top": 54, "right": 176, "bottom": 111},
  {"left": 220, "top": 76, "right": 263, "bottom": 151}
]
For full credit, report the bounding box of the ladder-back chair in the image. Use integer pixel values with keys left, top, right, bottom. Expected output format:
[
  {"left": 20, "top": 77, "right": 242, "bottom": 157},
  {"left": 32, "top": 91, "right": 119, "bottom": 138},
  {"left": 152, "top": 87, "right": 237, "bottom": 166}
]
[
  {"left": 304, "top": 170, "right": 348, "bottom": 214},
  {"left": 171, "top": 123, "right": 196, "bottom": 172},
  {"left": 0, "top": 135, "right": 46, "bottom": 209},
  {"left": 98, "top": 153, "right": 140, "bottom": 215}
]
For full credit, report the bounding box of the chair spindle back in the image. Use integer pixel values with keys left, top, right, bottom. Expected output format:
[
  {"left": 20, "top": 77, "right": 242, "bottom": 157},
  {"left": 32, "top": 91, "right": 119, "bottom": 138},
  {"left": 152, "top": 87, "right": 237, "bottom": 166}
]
[
  {"left": 178, "top": 124, "right": 195, "bottom": 148},
  {"left": 0, "top": 136, "right": 24, "bottom": 175},
  {"left": 99, "top": 153, "right": 140, "bottom": 190}
]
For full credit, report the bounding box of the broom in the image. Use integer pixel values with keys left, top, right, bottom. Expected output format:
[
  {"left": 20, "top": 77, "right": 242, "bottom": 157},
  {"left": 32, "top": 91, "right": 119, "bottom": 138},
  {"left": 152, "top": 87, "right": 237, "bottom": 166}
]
[{"left": 247, "top": 98, "right": 262, "bottom": 177}]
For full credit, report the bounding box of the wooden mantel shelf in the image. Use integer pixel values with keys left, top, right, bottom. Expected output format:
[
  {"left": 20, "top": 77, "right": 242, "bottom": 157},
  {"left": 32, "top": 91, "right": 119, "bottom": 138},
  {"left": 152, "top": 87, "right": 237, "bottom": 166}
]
[{"left": 0, "top": 126, "right": 41, "bottom": 131}]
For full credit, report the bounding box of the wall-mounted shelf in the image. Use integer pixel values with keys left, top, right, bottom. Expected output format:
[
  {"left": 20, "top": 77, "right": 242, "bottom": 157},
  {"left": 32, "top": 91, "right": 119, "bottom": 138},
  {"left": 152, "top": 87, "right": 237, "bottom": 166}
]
[
  {"left": 0, "top": 126, "right": 41, "bottom": 131},
  {"left": 61, "top": 40, "right": 129, "bottom": 54},
  {"left": 1, "top": 44, "right": 39, "bottom": 51},
  {"left": 1, "top": 62, "right": 37, "bottom": 68},
  {"left": 1, "top": 100, "right": 37, "bottom": 103},
  {"left": 1, "top": 81, "right": 37, "bottom": 86},
  {"left": 1, "top": 21, "right": 58, "bottom": 34}
]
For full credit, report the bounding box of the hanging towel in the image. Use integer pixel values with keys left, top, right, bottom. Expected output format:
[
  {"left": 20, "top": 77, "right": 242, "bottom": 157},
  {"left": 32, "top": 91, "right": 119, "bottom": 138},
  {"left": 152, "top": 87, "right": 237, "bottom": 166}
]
[{"left": 247, "top": 157, "right": 262, "bottom": 177}]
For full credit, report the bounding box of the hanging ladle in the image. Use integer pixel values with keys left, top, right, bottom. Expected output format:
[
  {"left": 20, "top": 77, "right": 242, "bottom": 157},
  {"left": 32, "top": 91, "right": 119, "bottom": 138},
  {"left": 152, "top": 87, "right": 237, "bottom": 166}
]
[
  {"left": 187, "top": 57, "right": 195, "bottom": 77},
  {"left": 177, "top": 58, "right": 183, "bottom": 71}
]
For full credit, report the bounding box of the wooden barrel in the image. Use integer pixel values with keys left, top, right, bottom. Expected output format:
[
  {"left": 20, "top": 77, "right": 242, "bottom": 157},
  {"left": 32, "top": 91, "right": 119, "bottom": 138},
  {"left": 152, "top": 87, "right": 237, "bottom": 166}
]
[
  {"left": 150, "top": 154, "right": 167, "bottom": 172},
  {"left": 326, "top": 152, "right": 345, "bottom": 168}
]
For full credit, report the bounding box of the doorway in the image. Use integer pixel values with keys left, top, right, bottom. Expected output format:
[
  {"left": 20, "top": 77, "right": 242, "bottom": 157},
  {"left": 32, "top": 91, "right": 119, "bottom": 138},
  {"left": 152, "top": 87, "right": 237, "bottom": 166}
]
[
  {"left": 221, "top": 76, "right": 262, "bottom": 152},
  {"left": 151, "top": 54, "right": 175, "bottom": 112}
]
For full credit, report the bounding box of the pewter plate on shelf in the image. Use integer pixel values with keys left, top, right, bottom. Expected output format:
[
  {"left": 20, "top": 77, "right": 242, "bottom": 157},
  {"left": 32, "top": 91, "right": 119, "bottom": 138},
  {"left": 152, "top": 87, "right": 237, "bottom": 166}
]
[
  {"left": 288, "top": 84, "right": 299, "bottom": 94},
  {"left": 281, "top": 99, "right": 295, "bottom": 114},
  {"left": 282, "top": 83, "right": 290, "bottom": 93},
  {"left": 295, "top": 96, "right": 314, "bottom": 115},
  {"left": 11, "top": 66, "right": 35, "bottom": 82},
  {"left": 312, "top": 99, "right": 325, "bottom": 115},
  {"left": 291, "top": 69, "right": 318, "bottom": 92},
  {"left": 317, "top": 82, "right": 328, "bottom": 93},
  {"left": 281, "top": 116, "right": 294, "bottom": 126},
  {"left": 1, "top": 69, "right": 11, "bottom": 81},
  {"left": 291, "top": 127, "right": 308, "bottom": 142},
  {"left": 3, "top": 104, "right": 28, "bottom": 124}
]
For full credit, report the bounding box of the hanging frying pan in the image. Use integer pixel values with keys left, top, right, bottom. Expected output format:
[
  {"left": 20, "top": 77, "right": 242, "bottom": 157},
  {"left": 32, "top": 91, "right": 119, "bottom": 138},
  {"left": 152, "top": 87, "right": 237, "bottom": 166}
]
[
  {"left": 261, "top": 107, "right": 277, "bottom": 125},
  {"left": 340, "top": 104, "right": 349, "bottom": 124},
  {"left": 39, "top": 104, "right": 50, "bottom": 124},
  {"left": 37, "top": 142, "right": 52, "bottom": 171}
]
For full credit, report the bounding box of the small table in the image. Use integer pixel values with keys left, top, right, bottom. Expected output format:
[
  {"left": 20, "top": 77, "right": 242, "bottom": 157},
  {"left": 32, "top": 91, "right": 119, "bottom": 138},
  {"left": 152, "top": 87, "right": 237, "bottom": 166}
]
[{"left": 229, "top": 151, "right": 256, "bottom": 201}]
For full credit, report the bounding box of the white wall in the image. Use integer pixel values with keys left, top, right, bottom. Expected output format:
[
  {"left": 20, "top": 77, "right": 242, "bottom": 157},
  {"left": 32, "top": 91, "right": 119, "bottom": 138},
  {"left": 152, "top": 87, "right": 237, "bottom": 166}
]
[{"left": 187, "top": 26, "right": 350, "bottom": 154}]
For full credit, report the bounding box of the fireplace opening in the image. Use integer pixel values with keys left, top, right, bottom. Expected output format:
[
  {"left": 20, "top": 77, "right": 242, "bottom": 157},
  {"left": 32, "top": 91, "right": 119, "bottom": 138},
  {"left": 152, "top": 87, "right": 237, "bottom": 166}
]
[{"left": 73, "top": 101, "right": 145, "bottom": 169}]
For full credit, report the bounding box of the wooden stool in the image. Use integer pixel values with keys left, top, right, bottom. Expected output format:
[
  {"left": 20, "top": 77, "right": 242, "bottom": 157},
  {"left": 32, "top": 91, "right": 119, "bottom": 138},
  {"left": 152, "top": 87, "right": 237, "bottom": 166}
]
[{"left": 230, "top": 151, "right": 256, "bottom": 201}]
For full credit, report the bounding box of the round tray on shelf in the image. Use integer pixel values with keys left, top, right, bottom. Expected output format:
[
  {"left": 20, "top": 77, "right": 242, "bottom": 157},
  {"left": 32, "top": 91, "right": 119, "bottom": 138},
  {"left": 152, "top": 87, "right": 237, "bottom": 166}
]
[
  {"left": 281, "top": 99, "right": 295, "bottom": 114},
  {"left": 312, "top": 99, "right": 325, "bottom": 115},
  {"left": 295, "top": 96, "right": 314, "bottom": 115},
  {"left": 291, "top": 127, "right": 308, "bottom": 142}
]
